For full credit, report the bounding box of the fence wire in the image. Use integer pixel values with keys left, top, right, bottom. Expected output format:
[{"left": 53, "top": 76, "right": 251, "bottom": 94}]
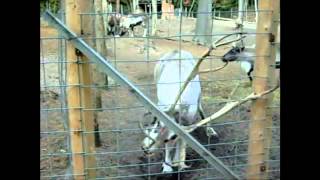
[{"left": 40, "top": 0, "right": 280, "bottom": 179}]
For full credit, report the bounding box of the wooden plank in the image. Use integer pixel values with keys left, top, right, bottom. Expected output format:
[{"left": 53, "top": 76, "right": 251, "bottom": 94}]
[
  {"left": 263, "top": 0, "right": 280, "bottom": 179},
  {"left": 246, "top": 0, "right": 279, "bottom": 179},
  {"left": 93, "top": 0, "right": 109, "bottom": 148},
  {"left": 65, "top": 0, "right": 98, "bottom": 179},
  {"left": 78, "top": 0, "right": 98, "bottom": 179},
  {"left": 65, "top": 0, "right": 85, "bottom": 179},
  {"left": 79, "top": 56, "right": 97, "bottom": 179}
]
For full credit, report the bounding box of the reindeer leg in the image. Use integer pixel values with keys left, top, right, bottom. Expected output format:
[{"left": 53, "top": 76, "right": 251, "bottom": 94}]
[
  {"left": 162, "top": 143, "right": 173, "bottom": 173},
  {"left": 199, "top": 103, "right": 206, "bottom": 120},
  {"left": 129, "top": 28, "right": 134, "bottom": 38},
  {"left": 172, "top": 139, "right": 180, "bottom": 167},
  {"left": 173, "top": 139, "right": 190, "bottom": 169},
  {"left": 247, "top": 66, "right": 254, "bottom": 82}
]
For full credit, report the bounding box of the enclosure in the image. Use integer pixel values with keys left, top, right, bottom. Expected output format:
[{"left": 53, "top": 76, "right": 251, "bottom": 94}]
[{"left": 40, "top": 0, "right": 280, "bottom": 179}]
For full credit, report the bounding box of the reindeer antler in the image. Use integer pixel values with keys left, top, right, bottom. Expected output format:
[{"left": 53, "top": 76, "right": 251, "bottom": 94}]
[
  {"left": 164, "top": 32, "right": 246, "bottom": 114},
  {"left": 213, "top": 32, "right": 247, "bottom": 48},
  {"left": 185, "top": 82, "right": 280, "bottom": 133}
]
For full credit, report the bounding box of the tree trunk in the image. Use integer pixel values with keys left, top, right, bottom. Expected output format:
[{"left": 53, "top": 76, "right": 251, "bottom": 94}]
[
  {"left": 116, "top": 0, "right": 120, "bottom": 13},
  {"left": 77, "top": 0, "right": 102, "bottom": 148},
  {"left": 151, "top": 0, "right": 157, "bottom": 35},
  {"left": 102, "top": 0, "right": 109, "bottom": 43},
  {"left": 94, "top": 0, "right": 109, "bottom": 88},
  {"left": 162, "top": 0, "right": 174, "bottom": 19},
  {"left": 120, "top": 4, "right": 124, "bottom": 14},
  {"left": 238, "top": 0, "right": 244, "bottom": 22},
  {"left": 254, "top": 0, "right": 258, "bottom": 22},
  {"left": 193, "top": 0, "right": 212, "bottom": 45},
  {"left": 132, "top": 0, "right": 139, "bottom": 13},
  {"left": 184, "top": 7, "right": 187, "bottom": 17},
  {"left": 93, "top": 0, "right": 110, "bottom": 147},
  {"left": 188, "top": 0, "right": 196, "bottom": 17}
]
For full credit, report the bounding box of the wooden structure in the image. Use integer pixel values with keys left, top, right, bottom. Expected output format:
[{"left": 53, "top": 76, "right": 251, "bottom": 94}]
[
  {"left": 65, "top": 0, "right": 97, "bottom": 179},
  {"left": 247, "top": 0, "right": 279, "bottom": 179},
  {"left": 161, "top": 0, "right": 174, "bottom": 19}
]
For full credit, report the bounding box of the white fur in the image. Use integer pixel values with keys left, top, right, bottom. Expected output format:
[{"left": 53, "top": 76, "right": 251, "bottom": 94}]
[
  {"left": 156, "top": 50, "right": 201, "bottom": 121},
  {"left": 120, "top": 15, "right": 146, "bottom": 37},
  {"left": 143, "top": 50, "right": 204, "bottom": 173},
  {"left": 240, "top": 61, "right": 252, "bottom": 74}
]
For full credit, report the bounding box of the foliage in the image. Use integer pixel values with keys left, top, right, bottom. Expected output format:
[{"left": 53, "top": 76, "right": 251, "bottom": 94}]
[
  {"left": 39, "top": 0, "right": 241, "bottom": 17},
  {"left": 40, "top": 0, "right": 60, "bottom": 14},
  {"left": 176, "top": 0, "right": 239, "bottom": 17},
  {"left": 214, "top": 0, "right": 237, "bottom": 10}
]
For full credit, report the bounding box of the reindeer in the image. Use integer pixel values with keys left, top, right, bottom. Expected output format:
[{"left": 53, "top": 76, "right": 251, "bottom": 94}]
[
  {"left": 221, "top": 35, "right": 280, "bottom": 82},
  {"left": 138, "top": 32, "right": 249, "bottom": 173},
  {"left": 120, "top": 14, "right": 148, "bottom": 37},
  {"left": 139, "top": 50, "right": 218, "bottom": 173},
  {"left": 106, "top": 13, "right": 127, "bottom": 37},
  {"left": 106, "top": 8, "right": 148, "bottom": 37},
  {"left": 225, "top": 22, "right": 280, "bottom": 82}
]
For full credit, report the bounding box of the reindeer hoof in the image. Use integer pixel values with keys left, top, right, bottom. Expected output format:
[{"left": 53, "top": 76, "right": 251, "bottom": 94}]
[
  {"left": 206, "top": 127, "right": 218, "bottom": 137},
  {"left": 179, "top": 163, "right": 191, "bottom": 170},
  {"left": 162, "top": 163, "right": 173, "bottom": 173}
]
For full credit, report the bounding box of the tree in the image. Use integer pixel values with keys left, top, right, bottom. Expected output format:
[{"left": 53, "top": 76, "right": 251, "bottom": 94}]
[
  {"left": 254, "top": 0, "right": 258, "bottom": 22},
  {"left": 237, "top": 0, "right": 244, "bottom": 22},
  {"left": 193, "top": 0, "right": 213, "bottom": 45},
  {"left": 40, "top": 0, "right": 60, "bottom": 13},
  {"left": 132, "top": 0, "right": 139, "bottom": 13},
  {"left": 93, "top": 0, "right": 111, "bottom": 147},
  {"left": 151, "top": 0, "right": 158, "bottom": 35},
  {"left": 116, "top": 0, "right": 120, "bottom": 13}
]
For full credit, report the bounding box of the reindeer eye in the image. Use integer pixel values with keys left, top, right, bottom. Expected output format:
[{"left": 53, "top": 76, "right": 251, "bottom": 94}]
[{"left": 170, "top": 134, "right": 178, "bottom": 140}]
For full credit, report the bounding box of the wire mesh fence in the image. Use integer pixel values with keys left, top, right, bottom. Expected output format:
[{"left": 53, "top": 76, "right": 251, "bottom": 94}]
[{"left": 40, "top": 0, "right": 280, "bottom": 179}]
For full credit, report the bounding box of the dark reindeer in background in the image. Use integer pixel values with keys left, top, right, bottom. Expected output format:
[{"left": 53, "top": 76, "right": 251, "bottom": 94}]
[{"left": 221, "top": 44, "right": 280, "bottom": 82}]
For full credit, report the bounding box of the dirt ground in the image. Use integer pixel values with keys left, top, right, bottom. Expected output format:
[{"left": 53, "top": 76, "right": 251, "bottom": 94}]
[{"left": 40, "top": 17, "right": 280, "bottom": 180}]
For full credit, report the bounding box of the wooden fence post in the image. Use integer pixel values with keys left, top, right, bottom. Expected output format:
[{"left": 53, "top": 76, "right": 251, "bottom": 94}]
[
  {"left": 263, "top": 1, "right": 280, "bottom": 179},
  {"left": 246, "top": 0, "right": 279, "bottom": 179},
  {"left": 66, "top": 0, "right": 97, "bottom": 179}
]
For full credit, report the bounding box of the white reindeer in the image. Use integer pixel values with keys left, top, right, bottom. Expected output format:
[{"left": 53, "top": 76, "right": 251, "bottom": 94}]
[
  {"left": 140, "top": 50, "right": 217, "bottom": 173},
  {"left": 120, "top": 14, "right": 148, "bottom": 37},
  {"left": 106, "top": 8, "right": 148, "bottom": 38}
]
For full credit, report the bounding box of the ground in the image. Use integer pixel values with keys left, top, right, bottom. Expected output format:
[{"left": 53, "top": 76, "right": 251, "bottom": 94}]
[{"left": 40, "top": 16, "right": 280, "bottom": 180}]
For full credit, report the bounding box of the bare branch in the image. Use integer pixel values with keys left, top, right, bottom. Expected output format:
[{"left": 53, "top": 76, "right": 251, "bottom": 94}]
[
  {"left": 213, "top": 32, "right": 247, "bottom": 48},
  {"left": 198, "top": 62, "right": 228, "bottom": 74},
  {"left": 164, "top": 32, "right": 248, "bottom": 114},
  {"left": 228, "top": 82, "right": 241, "bottom": 100},
  {"left": 215, "top": 35, "right": 246, "bottom": 48},
  {"left": 165, "top": 48, "right": 213, "bottom": 114},
  {"left": 185, "top": 84, "right": 280, "bottom": 133}
]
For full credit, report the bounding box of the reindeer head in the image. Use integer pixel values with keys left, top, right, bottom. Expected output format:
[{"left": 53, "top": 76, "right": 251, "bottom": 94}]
[
  {"left": 139, "top": 112, "right": 178, "bottom": 155},
  {"left": 221, "top": 46, "right": 245, "bottom": 63}
]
